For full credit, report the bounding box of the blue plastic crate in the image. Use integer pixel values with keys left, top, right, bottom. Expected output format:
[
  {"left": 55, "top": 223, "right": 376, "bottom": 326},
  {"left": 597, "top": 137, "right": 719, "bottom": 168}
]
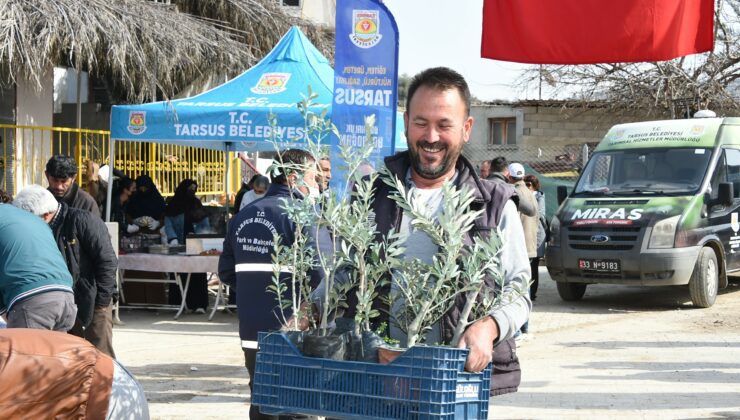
[{"left": 253, "top": 331, "right": 491, "bottom": 419}]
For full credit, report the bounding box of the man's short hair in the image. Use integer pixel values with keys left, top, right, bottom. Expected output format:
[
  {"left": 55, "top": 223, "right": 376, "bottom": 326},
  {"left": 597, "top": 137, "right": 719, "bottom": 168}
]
[
  {"left": 13, "top": 184, "right": 59, "bottom": 216},
  {"left": 491, "top": 156, "right": 508, "bottom": 173},
  {"left": 253, "top": 175, "right": 270, "bottom": 189},
  {"left": 406, "top": 67, "right": 471, "bottom": 117},
  {"left": 271, "top": 149, "right": 315, "bottom": 185},
  {"left": 45, "top": 155, "right": 78, "bottom": 179}
]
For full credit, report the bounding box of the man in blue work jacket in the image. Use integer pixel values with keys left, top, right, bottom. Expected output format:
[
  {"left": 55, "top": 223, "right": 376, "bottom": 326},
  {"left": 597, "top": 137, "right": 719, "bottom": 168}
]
[{"left": 218, "top": 148, "right": 324, "bottom": 420}]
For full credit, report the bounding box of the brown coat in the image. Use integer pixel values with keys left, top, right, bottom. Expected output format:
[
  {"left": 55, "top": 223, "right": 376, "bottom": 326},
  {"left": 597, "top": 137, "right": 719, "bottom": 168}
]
[
  {"left": 0, "top": 329, "right": 113, "bottom": 418},
  {"left": 512, "top": 180, "right": 539, "bottom": 258}
]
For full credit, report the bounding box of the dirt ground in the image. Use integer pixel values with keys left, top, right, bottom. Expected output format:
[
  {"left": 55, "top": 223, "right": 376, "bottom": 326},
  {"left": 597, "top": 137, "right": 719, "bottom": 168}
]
[{"left": 114, "top": 268, "right": 740, "bottom": 419}]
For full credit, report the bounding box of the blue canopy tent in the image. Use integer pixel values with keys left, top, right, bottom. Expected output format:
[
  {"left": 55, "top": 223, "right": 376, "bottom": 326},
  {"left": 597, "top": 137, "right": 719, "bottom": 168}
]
[{"left": 108, "top": 26, "right": 405, "bottom": 220}]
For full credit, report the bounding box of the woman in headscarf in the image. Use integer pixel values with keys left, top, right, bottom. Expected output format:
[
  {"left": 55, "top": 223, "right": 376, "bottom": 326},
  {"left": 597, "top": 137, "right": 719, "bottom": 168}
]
[
  {"left": 111, "top": 176, "right": 138, "bottom": 235},
  {"left": 164, "top": 179, "right": 209, "bottom": 313},
  {"left": 126, "top": 175, "right": 166, "bottom": 231},
  {"left": 164, "top": 179, "right": 209, "bottom": 245}
]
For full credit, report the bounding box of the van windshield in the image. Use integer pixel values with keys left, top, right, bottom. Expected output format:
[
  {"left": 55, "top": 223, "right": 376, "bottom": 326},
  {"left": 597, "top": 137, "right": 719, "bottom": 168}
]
[{"left": 574, "top": 148, "right": 712, "bottom": 196}]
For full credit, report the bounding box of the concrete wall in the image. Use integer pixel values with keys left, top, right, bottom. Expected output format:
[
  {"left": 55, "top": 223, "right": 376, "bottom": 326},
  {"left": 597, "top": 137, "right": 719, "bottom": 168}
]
[
  {"left": 16, "top": 71, "right": 53, "bottom": 127},
  {"left": 464, "top": 102, "right": 673, "bottom": 174},
  {"left": 301, "top": 0, "right": 335, "bottom": 27},
  {"left": 15, "top": 69, "right": 54, "bottom": 190},
  {"left": 516, "top": 105, "right": 662, "bottom": 146},
  {"left": 54, "top": 103, "right": 111, "bottom": 131},
  {"left": 469, "top": 103, "right": 666, "bottom": 149}
]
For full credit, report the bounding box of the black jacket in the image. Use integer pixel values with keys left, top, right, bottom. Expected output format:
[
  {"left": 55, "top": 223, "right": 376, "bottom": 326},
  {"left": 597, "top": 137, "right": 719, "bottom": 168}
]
[
  {"left": 218, "top": 183, "right": 324, "bottom": 342},
  {"left": 54, "top": 183, "right": 100, "bottom": 216},
  {"left": 50, "top": 203, "right": 118, "bottom": 327},
  {"left": 368, "top": 151, "right": 523, "bottom": 396}
]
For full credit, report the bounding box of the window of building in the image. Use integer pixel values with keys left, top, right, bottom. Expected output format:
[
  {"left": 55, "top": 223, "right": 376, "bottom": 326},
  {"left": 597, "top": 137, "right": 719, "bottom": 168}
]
[{"left": 488, "top": 118, "right": 516, "bottom": 145}]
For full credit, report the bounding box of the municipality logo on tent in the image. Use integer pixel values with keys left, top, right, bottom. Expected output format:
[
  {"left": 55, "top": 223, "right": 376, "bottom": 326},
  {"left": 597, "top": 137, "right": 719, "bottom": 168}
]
[
  {"left": 350, "top": 10, "right": 382, "bottom": 48},
  {"left": 127, "top": 111, "right": 147, "bottom": 135},
  {"left": 251, "top": 73, "right": 291, "bottom": 94}
]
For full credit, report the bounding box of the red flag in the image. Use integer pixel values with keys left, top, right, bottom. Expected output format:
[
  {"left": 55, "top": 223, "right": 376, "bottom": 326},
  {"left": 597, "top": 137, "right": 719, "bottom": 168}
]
[{"left": 481, "top": 0, "right": 715, "bottom": 64}]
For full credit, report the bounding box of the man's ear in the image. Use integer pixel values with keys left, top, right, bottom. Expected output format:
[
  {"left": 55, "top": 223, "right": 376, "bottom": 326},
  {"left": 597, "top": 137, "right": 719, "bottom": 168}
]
[
  {"left": 42, "top": 212, "right": 55, "bottom": 224},
  {"left": 463, "top": 115, "right": 474, "bottom": 144},
  {"left": 286, "top": 173, "right": 297, "bottom": 188}
]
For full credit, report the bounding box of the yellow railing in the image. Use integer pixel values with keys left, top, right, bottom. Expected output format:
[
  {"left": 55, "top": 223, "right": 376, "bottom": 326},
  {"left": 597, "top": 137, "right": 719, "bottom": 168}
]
[{"left": 0, "top": 124, "right": 240, "bottom": 198}]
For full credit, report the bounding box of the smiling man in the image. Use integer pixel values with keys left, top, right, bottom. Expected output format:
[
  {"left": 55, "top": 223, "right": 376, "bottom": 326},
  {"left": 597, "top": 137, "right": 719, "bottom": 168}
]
[{"left": 357, "top": 67, "right": 532, "bottom": 396}]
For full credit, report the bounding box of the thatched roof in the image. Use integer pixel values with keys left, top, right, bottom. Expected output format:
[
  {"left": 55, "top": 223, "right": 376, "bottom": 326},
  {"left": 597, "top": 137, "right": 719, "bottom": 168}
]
[{"left": 0, "top": 0, "right": 334, "bottom": 102}]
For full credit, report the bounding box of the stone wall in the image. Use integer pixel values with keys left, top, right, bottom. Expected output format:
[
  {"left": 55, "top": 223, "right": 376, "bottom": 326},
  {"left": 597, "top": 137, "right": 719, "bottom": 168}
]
[
  {"left": 516, "top": 105, "right": 666, "bottom": 146},
  {"left": 465, "top": 102, "right": 672, "bottom": 175},
  {"left": 469, "top": 102, "right": 670, "bottom": 149}
]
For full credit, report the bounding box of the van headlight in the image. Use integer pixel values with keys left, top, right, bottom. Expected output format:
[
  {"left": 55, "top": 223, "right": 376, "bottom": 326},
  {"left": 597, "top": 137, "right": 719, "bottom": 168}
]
[
  {"left": 648, "top": 215, "right": 680, "bottom": 249},
  {"left": 548, "top": 216, "right": 561, "bottom": 247}
]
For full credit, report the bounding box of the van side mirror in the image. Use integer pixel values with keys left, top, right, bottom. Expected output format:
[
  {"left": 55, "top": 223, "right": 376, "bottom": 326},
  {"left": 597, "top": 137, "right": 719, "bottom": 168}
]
[
  {"left": 733, "top": 181, "right": 740, "bottom": 198},
  {"left": 718, "top": 182, "right": 734, "bottom": 206},
  {"left": 557, "top": 185, "right": 569, "bottom": 205}
]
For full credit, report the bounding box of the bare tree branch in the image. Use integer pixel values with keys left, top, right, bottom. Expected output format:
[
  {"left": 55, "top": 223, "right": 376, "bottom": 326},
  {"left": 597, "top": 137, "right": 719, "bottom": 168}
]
[{"left": 518, "top": 1, "right": 740, "bottom": 117}]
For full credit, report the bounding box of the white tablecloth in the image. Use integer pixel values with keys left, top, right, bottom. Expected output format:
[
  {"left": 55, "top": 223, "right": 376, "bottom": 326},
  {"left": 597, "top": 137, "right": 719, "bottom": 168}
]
[{"left": 118, "top": 253, "right": 220, "bottom": 273}]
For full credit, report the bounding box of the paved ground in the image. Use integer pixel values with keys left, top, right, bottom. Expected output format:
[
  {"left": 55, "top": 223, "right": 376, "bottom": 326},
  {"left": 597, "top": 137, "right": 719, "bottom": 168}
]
[{"left": 115, "top": 268, "right": 740, "bottom": 419}]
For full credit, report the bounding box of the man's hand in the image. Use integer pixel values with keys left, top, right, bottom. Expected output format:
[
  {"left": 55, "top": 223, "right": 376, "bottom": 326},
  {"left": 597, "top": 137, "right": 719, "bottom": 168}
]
[
  {"left": 280, "top": 302, "right": 318, "bottom": 332},
  {"left": 281, "top": 313, "right": 311, "bottom": 331},
  {"left": 457, "top": 316, "right": 499, "bottom": 372}
]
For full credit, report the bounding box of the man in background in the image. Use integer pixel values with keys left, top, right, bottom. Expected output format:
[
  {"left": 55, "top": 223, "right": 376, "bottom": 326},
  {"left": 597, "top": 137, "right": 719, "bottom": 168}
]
[
  {"left": 46, "top": 154, "right": 100, "bottom": 215},
  {"left": 480, "top": 160, "right": 491, "bottom": 179},
  {"left": 0, "top": 203, "right": 77, "bottom": 331},
  {"left": 318, "top": 156, "right": 332, "bottom": 194},
  {"left": 219, "top": 149, "right": 324, "bottom": 420},
  {"left": 507, "top": 162, "right": 538, "bottom": 335},
  {"left": 238, "top": 175, "right": 270, "bottom": 211},
  {"left": 14, "top": 185, "right": 118, "bottom": 357},
  {"left": 489, "top": 156, "right": 510, "bottom": 184}
]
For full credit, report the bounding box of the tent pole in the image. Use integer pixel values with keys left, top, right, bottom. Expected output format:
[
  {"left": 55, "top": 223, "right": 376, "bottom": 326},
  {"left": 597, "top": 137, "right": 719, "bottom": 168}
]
[
  {"left": 224, "top": 143, "right": 230, "bottom": 214},
  {"left": 105, "top": 136, "right": 115, "bottom": 223}
]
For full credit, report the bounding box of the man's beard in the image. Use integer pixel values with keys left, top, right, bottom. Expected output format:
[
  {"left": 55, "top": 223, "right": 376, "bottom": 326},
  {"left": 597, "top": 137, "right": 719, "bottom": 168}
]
[
  {"left": 52, "top": 187, "right": 69, "bottom": 197},
  {"left": 407, "top": 134, "right": 464, "bottom": 180}
]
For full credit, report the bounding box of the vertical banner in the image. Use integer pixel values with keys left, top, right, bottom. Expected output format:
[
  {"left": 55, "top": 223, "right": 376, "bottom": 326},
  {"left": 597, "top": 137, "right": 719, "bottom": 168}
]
[{"left": 331, "top": 0, "right": 399, "bottom": 190}]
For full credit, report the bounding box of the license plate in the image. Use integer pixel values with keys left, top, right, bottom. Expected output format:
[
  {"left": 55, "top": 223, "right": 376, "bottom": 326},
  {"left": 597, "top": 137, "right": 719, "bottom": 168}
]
[{"left": 579, "top": 259, "right": 621, "bottom": 273}]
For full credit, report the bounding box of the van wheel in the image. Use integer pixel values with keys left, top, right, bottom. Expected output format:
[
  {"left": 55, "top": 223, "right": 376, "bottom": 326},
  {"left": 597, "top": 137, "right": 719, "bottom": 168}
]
[
  {"left": 689, "top": 247, "right": 718, "bottom": 308},
  {"left": 557, "top": 282, "right": 587, "bottom": 301}
]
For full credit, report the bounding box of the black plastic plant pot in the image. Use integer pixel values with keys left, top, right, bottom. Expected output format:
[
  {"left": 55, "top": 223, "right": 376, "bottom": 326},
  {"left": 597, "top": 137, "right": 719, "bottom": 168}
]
[
  {"left": 282, "top": 330, "right": 306, "bottom": 353},
  {"left": 302, "top": 333, "right": 346, "bottom": 361}
]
